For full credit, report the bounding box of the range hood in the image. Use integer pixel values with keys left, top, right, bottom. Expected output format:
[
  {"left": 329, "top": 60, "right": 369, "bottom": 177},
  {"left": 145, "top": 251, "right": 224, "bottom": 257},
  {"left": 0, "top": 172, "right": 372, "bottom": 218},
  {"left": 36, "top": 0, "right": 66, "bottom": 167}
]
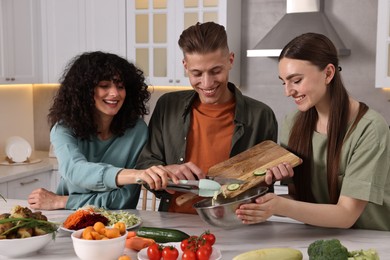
[{"left": 247, "top": 0, "right": 351, "bottom": 57}]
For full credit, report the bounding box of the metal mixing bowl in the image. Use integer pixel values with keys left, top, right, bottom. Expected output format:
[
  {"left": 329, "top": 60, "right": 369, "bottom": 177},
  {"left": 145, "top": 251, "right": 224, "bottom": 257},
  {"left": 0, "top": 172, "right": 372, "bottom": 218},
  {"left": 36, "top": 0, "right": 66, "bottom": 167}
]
[{"left": 193, "top": 186, "right": 269, "bottom": 229}]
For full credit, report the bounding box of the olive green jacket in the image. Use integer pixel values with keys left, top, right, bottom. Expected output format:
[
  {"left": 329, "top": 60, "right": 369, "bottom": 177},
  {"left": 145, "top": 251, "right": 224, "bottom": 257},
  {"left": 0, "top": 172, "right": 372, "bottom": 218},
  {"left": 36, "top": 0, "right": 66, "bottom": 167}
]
[{"left": 136, "top": 83, "right": 278, "bottom": 211}]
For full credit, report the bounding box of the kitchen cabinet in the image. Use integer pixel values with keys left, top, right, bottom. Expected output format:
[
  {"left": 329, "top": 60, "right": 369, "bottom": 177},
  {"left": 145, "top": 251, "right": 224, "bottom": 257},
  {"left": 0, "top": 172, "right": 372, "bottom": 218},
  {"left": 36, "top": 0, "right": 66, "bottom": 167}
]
[
  {"left": 126, "top": 0, "right": 241, "bottom": 86},
  {"left": 40, "top": 0, "right": 126, "bottom": 83},
  {"left": 5, "top": 171, "right": 52, "bottom": 199},
  {"left": 0, "top": 182, "right": 6, "bottom": 198},
  {"left": 376, "top": 0, "right": 390, "bottom": 88},
  {"left": 0, "top": 0, "right": 41, "bottom": 84}
]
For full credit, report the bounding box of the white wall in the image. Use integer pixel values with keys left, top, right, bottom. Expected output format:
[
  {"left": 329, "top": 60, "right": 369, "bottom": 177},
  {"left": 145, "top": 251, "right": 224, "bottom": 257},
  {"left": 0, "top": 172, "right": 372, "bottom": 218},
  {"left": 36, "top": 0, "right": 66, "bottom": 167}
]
[{"left": 0, "top": 85, "right": 35, "bottom": 153}]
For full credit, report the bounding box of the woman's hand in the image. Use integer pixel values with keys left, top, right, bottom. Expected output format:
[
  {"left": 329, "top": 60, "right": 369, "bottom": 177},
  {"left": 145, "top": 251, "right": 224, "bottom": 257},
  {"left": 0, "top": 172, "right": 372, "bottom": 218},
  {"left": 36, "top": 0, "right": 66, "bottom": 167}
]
[
  {"left": 264, "top": 162, "right": 295, "bottom": 185},
  {"left": 27, "top": 188, "right": 68, "bottom": 210},
  {"left": 235, "top": 193, "right": 281, "bottom": 224},
  {"left": 138, "top": 165, "right": 180, "bottom": 190}
]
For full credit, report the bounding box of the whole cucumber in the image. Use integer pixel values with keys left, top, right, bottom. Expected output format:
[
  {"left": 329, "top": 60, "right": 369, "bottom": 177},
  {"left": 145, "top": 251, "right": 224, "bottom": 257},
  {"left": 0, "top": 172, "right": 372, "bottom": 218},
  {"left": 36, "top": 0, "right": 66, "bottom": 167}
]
[{"left": 137, "top": 226, "right": 190, "bottom": 243}]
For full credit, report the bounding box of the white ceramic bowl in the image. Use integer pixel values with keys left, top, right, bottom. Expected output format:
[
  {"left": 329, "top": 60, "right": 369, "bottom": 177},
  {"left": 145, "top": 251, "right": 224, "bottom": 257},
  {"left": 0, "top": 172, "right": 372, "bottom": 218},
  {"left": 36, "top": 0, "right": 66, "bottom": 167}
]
[
  {"left": 71, "top": 228, "right": 127, "bottom": 260},
  {"left": 5, "top": 136, "right": 32, "bottom": 163},
  {"left": 0, "top": 233, "right": 53, "bottom": 258}
]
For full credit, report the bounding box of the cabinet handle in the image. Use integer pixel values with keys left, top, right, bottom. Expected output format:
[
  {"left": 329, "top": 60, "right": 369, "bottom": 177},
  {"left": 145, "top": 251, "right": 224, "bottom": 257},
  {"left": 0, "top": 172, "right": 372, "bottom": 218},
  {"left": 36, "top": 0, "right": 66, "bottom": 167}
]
[
  {"left": 20, "top": 178, "right": 39, "bottom": 186},
  {"left": 169, "top": 79, "right": 173, "bottom": 83},
  {"left": 5, "top": 77, "right": 15, "bottom": 81},
  {"left": 175, "top": 79, "right": 180, "bottom": 83},
  {"left": 11, "top": 78, "right": 15, "bottom": 81}
]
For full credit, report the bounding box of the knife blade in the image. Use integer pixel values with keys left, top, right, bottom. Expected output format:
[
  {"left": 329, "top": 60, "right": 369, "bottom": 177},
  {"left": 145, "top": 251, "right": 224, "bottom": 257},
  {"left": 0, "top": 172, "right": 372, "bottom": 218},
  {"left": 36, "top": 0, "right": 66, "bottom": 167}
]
[{"left": 207, "top": 176, "right": 246, "bottom": 185}]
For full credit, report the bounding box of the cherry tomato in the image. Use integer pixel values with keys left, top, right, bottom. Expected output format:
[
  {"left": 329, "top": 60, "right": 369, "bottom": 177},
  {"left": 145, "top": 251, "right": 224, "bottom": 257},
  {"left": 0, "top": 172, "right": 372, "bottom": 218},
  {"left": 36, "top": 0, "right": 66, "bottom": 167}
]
[
  {"left": 196, "top": 245, "right": 212, "bottom": 260},
  {"left": 182, "top": 249, "right": 197, "bottom": 260},
  {"left": 201, "top": 231, "right": 216, "bottom": 246},
  {"left": 147, "top": 243, "right": 162, "bottom": 260},
  {"left": 162, "top": 246, "right": 179, "bottom": 260},
  {"left": 180, "top": 236, "right": 198, "bottom": 251},
  {"left": 198, "top": 243, "right": 213, "bottom": 256}
]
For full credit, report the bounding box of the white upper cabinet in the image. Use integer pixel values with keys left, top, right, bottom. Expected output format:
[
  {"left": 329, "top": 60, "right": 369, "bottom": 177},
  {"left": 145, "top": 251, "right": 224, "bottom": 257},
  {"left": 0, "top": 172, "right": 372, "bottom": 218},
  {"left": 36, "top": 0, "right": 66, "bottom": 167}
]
[
  {"left": 126, "top": 0, "right": 241, "bottom": 86},
  {"left": 40, "top": 0, "right": 126, "bottom": 83},
  {"left": 0, "top": 0, "right": 41, "bottom": 84},
  {"left": 376, "top": 0, "right": 390, "bottom": 88}
]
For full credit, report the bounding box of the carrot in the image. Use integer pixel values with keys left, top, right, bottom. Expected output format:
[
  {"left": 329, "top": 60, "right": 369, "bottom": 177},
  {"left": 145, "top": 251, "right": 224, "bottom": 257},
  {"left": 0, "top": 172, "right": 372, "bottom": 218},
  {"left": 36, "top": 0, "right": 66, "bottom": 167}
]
[
  {"left": 125, "top": 236, "right": 155, "bottom": 251},
  {"left": 127, "top": 231, "right": 137, "bottom": 239}
]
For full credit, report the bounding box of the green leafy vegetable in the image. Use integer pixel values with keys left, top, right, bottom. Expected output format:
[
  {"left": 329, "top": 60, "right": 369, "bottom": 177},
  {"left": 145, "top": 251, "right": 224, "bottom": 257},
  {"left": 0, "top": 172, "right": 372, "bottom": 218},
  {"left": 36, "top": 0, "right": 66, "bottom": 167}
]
[
  {"left": 308, "top": 239, "right": 349, "bottom": 260},
  {"left": 0, "top": 217, "right": 58, "bottom": 239},
  {"left": 348, "top": 249, "right": 380, "bottom": 260},
  {"left": 308, "top": 239, "right": 380, "bottom": 260},
  {"left": 93, "top": 207, "right": 141, "bottom": 227}
]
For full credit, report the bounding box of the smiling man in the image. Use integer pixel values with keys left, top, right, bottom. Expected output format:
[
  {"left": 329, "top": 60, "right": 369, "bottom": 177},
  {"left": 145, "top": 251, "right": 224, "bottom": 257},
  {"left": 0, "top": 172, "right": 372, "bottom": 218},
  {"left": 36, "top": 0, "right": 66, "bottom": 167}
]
[{"left": 136, "top": 22, "right": 278, "bottom": 214}]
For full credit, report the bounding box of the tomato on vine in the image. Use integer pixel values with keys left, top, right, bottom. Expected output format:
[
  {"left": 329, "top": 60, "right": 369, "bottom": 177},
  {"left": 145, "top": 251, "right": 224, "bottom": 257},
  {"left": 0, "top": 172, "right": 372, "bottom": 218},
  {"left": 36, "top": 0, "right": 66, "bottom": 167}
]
[
  {"left": 201, "top": 231, "right": 216, "bottom": 246},
  {"left": 180, "top": 235, "right": 198, "bottom": 251},
  {"left": 196, "top": 245, "right": 212, "bottom": 260}
]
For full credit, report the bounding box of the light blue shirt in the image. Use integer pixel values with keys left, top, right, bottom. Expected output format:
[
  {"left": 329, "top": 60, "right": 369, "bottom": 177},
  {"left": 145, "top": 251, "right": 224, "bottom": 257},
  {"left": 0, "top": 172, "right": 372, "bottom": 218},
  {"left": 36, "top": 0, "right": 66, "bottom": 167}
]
[{"left": 51, "top": 119, "right": 148, "bottom": 210}]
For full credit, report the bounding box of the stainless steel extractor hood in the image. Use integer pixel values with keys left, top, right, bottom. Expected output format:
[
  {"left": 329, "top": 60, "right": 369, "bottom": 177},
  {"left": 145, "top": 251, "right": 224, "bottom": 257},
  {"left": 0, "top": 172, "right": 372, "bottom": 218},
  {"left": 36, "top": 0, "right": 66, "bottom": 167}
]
[{"left": 247, "top": 0, "right": 351, "bottom": 57}]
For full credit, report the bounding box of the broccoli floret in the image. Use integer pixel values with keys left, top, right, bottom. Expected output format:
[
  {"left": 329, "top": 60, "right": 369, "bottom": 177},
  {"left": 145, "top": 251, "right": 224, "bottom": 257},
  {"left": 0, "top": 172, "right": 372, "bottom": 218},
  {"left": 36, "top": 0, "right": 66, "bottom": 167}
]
[
  {"left": 348, "top": 249, "right": 380, "bottom": 260},
  {"left": 308, "top": 239, "right": 349, "bottom": 260}
]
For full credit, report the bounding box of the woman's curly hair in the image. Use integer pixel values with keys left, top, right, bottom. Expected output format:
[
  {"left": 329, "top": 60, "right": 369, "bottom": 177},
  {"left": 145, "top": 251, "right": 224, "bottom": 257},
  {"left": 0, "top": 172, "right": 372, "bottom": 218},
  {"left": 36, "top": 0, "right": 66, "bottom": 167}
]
[{"left": 48, "top": 51, "right": 150, "bottom": 139}]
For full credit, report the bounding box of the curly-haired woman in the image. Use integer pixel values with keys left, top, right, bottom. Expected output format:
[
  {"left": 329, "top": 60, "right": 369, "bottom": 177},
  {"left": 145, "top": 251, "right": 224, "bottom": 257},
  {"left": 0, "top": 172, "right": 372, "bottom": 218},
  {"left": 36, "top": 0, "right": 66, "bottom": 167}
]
[{"left": 28, "top": 51, "right": 178, "bottom": 210}]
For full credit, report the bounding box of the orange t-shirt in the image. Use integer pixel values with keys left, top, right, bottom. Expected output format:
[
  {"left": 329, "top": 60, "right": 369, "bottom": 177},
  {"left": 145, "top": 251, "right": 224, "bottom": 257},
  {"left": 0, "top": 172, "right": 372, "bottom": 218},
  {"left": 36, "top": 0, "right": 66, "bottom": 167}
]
[{"left": 168, "top": 98, "right": 235, "bottom": 214}]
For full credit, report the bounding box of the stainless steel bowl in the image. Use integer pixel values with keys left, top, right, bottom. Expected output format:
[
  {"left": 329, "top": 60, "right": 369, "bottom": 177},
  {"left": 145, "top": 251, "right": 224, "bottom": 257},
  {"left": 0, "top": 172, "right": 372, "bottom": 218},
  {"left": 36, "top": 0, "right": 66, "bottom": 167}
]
[{"left": 193, "top": 186, "right": 268, "bottom": 229}]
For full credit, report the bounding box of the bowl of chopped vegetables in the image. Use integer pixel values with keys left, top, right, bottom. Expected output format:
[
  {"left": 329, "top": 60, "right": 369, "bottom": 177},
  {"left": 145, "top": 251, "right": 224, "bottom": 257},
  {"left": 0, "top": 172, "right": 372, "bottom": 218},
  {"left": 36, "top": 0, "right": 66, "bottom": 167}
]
[
  {"left": 71, "top": 222, "right": 127, "bottom": 260},
  {"left": 0, "top": 205, "right": 58, "bottom": 258},
  {"left": 193, "top": 186, "right": 268, "bottom": 229}
]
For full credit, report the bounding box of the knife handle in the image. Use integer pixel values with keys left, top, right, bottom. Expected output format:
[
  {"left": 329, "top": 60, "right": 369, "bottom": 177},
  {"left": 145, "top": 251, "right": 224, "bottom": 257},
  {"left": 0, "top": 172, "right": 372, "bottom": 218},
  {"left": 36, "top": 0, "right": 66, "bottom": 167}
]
[{"left": 176, "top": 193, "right": 197, "bottom": 206}]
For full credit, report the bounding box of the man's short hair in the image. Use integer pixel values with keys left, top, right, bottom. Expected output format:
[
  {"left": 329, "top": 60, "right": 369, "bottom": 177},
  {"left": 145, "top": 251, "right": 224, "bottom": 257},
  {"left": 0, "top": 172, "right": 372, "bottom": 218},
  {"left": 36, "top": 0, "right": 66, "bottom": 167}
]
[{"left": 178, "top": 22, "right": 229, "bottom": 56}]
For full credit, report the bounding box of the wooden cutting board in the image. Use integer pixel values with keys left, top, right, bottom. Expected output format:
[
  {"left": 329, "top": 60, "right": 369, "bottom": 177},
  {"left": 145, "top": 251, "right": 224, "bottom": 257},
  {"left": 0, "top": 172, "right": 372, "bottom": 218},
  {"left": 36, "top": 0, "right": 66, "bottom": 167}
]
[{"left": 208, "top": 140, "right": 302, "bottom": 198}]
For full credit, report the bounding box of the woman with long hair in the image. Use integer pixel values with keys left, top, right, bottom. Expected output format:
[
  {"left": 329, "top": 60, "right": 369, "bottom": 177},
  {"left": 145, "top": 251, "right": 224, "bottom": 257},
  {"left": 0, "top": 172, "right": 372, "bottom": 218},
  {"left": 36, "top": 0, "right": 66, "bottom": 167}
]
[{"left": 236, "top": 33, "right": 390, "bottom": 231}]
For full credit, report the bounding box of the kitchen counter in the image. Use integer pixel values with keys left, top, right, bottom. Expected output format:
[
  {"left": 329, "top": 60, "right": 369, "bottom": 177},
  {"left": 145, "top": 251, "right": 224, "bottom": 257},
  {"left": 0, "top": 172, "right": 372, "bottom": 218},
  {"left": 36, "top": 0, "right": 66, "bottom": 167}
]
[
  {"left": 1, "top": 199, "right": 389, "bottom": 259},
  {"left": 0, "top": 151, "right": 56, "bottom": 183}
]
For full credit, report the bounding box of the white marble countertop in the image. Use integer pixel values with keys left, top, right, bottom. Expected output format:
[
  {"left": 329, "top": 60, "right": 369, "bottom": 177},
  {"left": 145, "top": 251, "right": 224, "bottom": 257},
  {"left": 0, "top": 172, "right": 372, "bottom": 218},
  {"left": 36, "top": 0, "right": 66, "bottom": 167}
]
[
  {"left": 1, "top": 199, "right": 389, "bottom": 260},
  {"left": 0, "top": 151, "right": 57, "bottom": 183}
]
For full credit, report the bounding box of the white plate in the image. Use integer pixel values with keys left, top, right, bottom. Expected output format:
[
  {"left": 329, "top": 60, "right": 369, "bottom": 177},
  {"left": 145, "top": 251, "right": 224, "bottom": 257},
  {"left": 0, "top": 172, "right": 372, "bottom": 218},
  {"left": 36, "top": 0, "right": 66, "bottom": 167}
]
[
  {"left": 137, "top": 242, "right": 222, "bottom": 260},
  {"left": 126, "top": 220, "right": 142, "bottom": 230},
  {"left": 59, "top": 225, "right": 76, "bottom": 233},
  {"left": 5, "top": 136, "right": 32, "bottom": 163}
]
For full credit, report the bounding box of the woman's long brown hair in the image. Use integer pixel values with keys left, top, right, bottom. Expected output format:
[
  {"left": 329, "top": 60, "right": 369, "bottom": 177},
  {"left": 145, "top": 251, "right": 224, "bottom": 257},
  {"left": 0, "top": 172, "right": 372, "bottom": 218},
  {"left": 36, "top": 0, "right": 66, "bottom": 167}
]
[{"left": 279, "top": 33, "right": 368, "bottom": 204}]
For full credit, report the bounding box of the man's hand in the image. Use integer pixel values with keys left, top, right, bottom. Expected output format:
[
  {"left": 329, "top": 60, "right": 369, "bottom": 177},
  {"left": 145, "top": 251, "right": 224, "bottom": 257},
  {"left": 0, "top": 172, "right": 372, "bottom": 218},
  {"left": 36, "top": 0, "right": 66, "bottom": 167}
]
[{"left": 165, "top": 162, "right": 206, "bottom": 180}]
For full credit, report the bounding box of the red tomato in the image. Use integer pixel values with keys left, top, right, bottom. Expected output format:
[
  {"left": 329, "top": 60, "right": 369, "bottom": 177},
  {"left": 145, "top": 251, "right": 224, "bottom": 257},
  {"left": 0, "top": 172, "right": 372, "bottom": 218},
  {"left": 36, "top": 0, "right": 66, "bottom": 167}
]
[
  {"left": 196, "top": 245, "right": 212, "bottom": 260},
  {"left": 198, "top": 243, "right": 213, "bottom": 255},
  {"left": 201, "top": 231, "right": 216, "bottom": 246},
  {"left": 162, "top": 246, "right": 179, "bottom": 260},
  {"left": 180, "top": 236, "right": 198, "bottom": 251},
  {"left": 182, "top": 249, "right": 197, "bottom": 260},
  {"left": 147, "top": 243, "right": 162, "bottom": 260}
]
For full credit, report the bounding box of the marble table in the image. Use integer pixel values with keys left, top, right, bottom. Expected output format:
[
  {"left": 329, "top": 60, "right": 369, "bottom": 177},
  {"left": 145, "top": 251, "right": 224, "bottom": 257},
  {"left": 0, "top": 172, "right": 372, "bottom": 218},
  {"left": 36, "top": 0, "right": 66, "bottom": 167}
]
[{"left": 1, "top": 199, "right": 389, "bottom": 259}]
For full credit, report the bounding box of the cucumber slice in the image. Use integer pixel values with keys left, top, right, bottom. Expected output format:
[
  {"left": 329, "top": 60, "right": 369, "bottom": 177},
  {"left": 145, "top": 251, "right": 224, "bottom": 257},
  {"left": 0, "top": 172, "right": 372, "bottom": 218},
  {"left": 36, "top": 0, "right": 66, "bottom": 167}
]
[
  {"left": 227, "top": 183, "right": 240, "bottom": 191},
  {"left": 253, "top": 169, "right": 267, "bottom": 176}
]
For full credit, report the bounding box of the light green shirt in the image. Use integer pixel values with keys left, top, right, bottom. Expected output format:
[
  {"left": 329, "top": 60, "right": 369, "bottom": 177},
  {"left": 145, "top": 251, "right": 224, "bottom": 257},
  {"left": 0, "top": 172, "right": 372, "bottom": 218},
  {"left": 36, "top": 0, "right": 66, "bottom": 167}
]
[
  {"left": 52, "top": 119, "right": 148, "bottom": 210},
  {"left": 281, "top": 109, "right": 390, "bottom": 231}
]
